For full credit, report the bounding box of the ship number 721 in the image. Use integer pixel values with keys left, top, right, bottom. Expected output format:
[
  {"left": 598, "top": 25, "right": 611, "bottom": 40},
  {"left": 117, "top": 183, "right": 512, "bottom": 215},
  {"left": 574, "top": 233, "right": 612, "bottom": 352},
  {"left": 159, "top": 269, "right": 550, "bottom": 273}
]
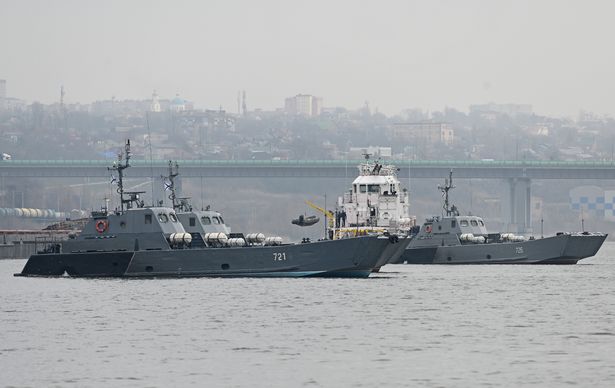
[{"left": 273, "top": 252, "right": 287, "bottom": 261}]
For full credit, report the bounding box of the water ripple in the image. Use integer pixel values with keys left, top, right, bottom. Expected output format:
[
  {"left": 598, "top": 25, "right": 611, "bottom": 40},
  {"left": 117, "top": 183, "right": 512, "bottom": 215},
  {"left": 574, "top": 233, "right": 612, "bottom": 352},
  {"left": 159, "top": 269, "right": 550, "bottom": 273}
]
[{"left": 2, "top": 245, "right": 615, "bottom": 387}]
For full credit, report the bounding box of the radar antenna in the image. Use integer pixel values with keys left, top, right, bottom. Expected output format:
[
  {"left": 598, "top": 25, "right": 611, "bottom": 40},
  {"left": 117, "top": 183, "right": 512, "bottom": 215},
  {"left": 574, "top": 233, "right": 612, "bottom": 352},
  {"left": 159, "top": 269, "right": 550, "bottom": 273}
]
[
  {"left": 361, "top": 152, "right": 383, "bottom": 175},
  {"left": 438, "top": 170, "right": 459, "bottom": 217}
]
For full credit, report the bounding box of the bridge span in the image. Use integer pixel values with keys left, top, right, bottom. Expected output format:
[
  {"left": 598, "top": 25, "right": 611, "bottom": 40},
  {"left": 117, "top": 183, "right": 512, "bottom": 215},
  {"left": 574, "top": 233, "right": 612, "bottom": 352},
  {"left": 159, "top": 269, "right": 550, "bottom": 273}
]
[
  {"left": 1, "top": 159, "right": 615, "bottom": 179},
  {"left": 1, "top": 159, "right": 614, "bottom": 233}
]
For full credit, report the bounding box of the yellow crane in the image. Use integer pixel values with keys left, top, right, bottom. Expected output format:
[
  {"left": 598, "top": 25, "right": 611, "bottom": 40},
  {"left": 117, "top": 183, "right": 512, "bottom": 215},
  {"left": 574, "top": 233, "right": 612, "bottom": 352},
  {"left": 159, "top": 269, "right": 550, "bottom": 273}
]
[{"left": 305, "top": 200, "right": 334, "bottom": 229}]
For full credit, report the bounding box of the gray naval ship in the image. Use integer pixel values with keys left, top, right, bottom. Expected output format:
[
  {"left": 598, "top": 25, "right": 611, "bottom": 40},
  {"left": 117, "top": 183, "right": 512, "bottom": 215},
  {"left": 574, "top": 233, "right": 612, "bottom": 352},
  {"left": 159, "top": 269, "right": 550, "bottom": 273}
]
[
  {"left": 161, "top": 160, "right": 410, "bottom": 273},
  {"left": 15, "top": 141, "right": 406, "bottom": 278},
  {"left": 393, "top": 171, "right": 607, "bottom": 265}
]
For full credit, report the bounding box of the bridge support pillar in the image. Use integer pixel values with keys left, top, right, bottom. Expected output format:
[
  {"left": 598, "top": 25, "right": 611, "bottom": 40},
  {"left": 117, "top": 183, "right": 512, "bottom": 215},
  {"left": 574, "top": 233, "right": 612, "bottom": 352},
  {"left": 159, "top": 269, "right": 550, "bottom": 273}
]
[{"left": 506, "top": 178, "right": 532, "bottom": 234}]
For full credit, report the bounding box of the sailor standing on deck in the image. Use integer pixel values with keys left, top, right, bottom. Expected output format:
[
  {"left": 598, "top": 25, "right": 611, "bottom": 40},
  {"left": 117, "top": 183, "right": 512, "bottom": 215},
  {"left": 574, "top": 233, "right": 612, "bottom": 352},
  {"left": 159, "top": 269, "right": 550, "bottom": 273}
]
[{"left": 335, "top": 208, "right": 341, "bottom": 229}]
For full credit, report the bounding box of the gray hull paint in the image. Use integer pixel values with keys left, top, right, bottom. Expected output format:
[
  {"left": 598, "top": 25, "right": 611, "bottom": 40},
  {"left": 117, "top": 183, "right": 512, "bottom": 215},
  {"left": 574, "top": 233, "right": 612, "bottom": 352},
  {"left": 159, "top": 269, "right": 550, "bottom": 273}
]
[
  {"left": 17, "top": 236, "right": 401, "bottom": 278},
  {"left": 398, "top": 233, "right": 607, "bottom": 265},
  {"left": 373, "top": 236, "right": 412, "bottom": 270}
]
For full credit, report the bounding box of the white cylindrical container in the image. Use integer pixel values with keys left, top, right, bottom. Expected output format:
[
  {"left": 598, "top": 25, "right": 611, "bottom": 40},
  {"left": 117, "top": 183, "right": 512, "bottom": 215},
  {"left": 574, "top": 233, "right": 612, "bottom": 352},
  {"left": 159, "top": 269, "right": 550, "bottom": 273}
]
[
  {"left": 181, "top": 233, "right": 193, "bottom": 244},
  {"left": 264, "top": 236, "right": 283, "bottom": 246},
  {"left": 459, "top": 233, "right": 474, "bottom": 242},
  {"left": 246, "top": 233, "right": 266, "bottom": 244},
  {"left": 228, "top": 238, "right": 246, "bottom": 247},
  {"left": 205, "top": 232, "right": 228, "bottom": 245}
]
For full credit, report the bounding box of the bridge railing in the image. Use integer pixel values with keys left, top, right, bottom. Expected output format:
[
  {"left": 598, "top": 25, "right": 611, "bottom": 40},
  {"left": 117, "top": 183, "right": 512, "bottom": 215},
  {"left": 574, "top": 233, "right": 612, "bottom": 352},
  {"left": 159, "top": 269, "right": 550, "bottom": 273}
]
[{"left": 2, "top": 159, "right": 615, "bottom": 168}]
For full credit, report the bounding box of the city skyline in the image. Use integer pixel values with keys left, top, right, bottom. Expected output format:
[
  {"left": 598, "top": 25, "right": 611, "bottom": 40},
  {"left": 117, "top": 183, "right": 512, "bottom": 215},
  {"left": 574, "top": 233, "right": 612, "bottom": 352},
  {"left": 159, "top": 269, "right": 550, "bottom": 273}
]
[{"left": 1, "top": 1, "right": 615, "bottom": 117}]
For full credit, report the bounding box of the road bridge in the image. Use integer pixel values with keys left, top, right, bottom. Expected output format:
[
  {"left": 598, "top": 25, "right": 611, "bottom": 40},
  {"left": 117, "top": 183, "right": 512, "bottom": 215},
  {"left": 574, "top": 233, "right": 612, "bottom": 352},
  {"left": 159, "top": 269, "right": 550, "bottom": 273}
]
[
  {"left": 2, "top": 159, "right": 614, "bottom": 233},
  {"left": 1, "top": 159, "right": 615, "bottom": 179}
]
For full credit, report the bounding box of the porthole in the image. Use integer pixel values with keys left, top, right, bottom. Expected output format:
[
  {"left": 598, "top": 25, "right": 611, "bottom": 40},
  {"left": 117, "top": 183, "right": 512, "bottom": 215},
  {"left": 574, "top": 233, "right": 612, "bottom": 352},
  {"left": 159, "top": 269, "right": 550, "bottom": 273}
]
[
  {"left": 447, "top": 256, "right": 452, "bottom": 262},
  {"left": 487, "top": 254, "right": 492, "bottom": 259},
  {"left": 221, "top": 264, "right": 230, "bottom": 270},
  {"left": 146, "top": 266, "right": 153, "bottom": 272}
]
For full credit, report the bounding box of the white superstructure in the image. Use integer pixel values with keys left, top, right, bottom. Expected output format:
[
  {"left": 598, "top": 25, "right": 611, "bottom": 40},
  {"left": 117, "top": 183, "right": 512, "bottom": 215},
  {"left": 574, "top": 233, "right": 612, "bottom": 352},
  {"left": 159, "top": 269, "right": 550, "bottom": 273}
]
[{"left": 337, "top": 158, "right": 415, "bottom": 234}]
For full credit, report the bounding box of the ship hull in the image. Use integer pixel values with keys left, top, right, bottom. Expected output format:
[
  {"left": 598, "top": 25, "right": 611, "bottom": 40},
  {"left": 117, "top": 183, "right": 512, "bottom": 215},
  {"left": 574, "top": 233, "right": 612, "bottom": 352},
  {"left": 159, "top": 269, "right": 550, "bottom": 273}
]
[
  {"left": 396, "top": 233, "right": 607, "bottom": 265},
  {"left": 15, "top": 236, "right": 399, "bottom": 278},
  {"left": 373, "top": 235, "right": 413, "bottom": 270}
]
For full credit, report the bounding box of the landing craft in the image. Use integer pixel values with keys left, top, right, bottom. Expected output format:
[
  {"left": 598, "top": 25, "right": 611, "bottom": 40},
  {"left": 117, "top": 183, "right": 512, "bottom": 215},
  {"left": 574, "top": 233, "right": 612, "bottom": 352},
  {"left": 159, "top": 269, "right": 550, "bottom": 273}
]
[
  {"left": 15, "top": 142, "right": 408, "bottom": 279},
  {"left": 291, "top": 214, "right": 320, "bottom": 227}
]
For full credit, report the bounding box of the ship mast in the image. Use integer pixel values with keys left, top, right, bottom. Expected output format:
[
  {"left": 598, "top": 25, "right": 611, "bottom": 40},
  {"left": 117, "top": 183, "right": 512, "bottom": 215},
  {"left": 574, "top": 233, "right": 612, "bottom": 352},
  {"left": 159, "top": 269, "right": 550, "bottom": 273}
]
[
  {"left": 108, "top": 139, "right": 132, "bottom": 212},
  {"left": 163, "top": 161, "right": 191, "bottom": 212},
  {"left": 438, "top": 170, "right": 459, "bottom": 217},
  {"left": 165, "top": 160, "right": 180, "bottom": 210}
]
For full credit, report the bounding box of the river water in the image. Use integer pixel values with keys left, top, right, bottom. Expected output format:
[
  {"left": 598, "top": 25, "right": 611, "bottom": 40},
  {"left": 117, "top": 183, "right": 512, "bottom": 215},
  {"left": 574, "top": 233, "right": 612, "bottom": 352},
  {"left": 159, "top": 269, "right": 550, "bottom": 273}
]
[{"left": 1, "top": 243, "right": 614, "bottom": 388}]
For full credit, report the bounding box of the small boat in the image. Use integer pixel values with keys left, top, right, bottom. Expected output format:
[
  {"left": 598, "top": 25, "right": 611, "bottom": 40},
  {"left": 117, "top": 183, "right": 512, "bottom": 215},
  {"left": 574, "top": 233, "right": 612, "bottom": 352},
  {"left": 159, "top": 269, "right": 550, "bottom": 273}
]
[{"left": 291, "top": 215, "right": 320, "bottom": 227}]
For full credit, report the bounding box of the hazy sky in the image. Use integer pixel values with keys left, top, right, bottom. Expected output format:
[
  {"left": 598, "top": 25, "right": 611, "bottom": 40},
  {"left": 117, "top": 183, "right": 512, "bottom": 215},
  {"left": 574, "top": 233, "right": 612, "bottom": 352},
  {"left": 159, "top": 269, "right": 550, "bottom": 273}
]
[{"left": 1, "top": 0, "right": 614, "bottom": 116}]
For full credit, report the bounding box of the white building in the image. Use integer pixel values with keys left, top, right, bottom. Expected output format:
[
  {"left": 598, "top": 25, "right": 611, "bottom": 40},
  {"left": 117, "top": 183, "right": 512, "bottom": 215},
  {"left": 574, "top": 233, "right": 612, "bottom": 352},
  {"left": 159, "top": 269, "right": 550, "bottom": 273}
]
[
  {"left": 150, "top": 90, "right": 161, "bottom": 112},
  {"left": 284, "top": 94, "right": 322, "bottom": 117},
  {"left": 170, "top": 94, "right": 186, "bottom": 112}
]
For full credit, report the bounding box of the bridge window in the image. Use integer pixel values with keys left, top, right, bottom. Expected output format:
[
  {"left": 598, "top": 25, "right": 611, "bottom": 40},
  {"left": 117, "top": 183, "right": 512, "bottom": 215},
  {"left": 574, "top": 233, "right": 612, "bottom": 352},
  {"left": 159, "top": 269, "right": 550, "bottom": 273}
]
[
  {"left": 359, "top": 185, "right": 367, "bottom": 193},
  {"left": 169, "top": 213, "right": 178, "bottom": 222},
  {"left": 189, "top": 217, "right": 196, "bottom": 227},
  {"left": 479, "top": 220, "right": 485, "bottom": 226},
  {"left": 460, "top": 220, "right": 469, "bottom": 227},
  {"left": 219, "top": 217, "right": 225, "bottom": 224},
  {"left": 354, "top": 184, "right": 357, "bottom": 193},
  {"left": 145, "top": 214, "right": 152, "bottom": 224},
  {"left": 368, "top": 185, "right": 380, "bottom": 193},
  {"left": 470, "top": 220, "right": 478, "bottom": 227},
  {"left": 158, "top": 213, "right": 169, "bottom": 223},
  {"left": 201, "top": 216, "right": 211, "bottom": 225},
  {"left": 212, "top": 216, "right": 221, "bottom": 224}
]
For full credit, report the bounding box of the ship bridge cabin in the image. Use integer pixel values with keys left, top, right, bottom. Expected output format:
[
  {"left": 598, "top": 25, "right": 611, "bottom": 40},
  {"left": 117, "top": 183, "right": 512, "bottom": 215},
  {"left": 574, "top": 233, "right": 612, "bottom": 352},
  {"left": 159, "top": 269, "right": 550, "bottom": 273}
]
[
  {"left": 340, "top": 163, "right": 411, "bottom": 229},
  {"left": 422, "top": 215, "right": 488, "bottom": 236},
  {"left": 81, "top": 207, "right": 185, "bottom": 236},
  {"left": 177, "top": 210, "right": 231, "bottom": 235},
  {"left": 61, "top": 207, "right": 186, "bottom": 253}
]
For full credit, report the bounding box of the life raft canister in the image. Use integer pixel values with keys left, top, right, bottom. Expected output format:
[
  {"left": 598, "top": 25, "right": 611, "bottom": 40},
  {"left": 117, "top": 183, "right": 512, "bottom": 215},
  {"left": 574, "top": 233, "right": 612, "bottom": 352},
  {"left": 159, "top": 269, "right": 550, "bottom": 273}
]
[
  {"left": 425, "top": 224, "right": 432, "bottom": 233},
  {"left": 95, "top": 219, "right": 108, "bottom": 233}
]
